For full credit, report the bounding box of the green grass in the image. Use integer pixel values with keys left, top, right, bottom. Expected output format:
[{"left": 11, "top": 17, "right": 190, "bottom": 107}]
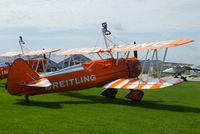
[{"left": 0, "top": 79, "right": 200, "bottom": 134}]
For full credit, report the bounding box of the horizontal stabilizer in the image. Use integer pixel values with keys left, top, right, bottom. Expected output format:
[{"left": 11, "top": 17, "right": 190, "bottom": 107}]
[
  {"left": 103, "top": 77, "right": 183, "bottom": 89},
  {"left": 26, "top": 78, "right": 51, "bottom": 87}
]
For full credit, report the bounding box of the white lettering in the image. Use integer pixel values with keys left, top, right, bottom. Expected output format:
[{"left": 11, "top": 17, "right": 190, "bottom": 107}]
[
  {"left": 59, "top": 80, "right": 65, "bottom": 88},
  {"left": 83, "top": 76, "right": 90, "bottom": 82},
  {"left": 47, "top": 75, "right": 97, "bottom": 90},
  {"left": 80, "top": 77, "right": 83, "bottom": 83},
  {"left": 75, "top": 78, "right": 80, "bottom": 84},
  {"left": 65, "top": 80, "right": 69, "bottom": 87},
  {"left": 90, "top": 75, "right": 96, "bottom": 81},
  {"left": 53, "top": 82, "right": 59, "bottom": 89},
  {"left": 69, "top": 79, "right": 74, "bottom": 86}
]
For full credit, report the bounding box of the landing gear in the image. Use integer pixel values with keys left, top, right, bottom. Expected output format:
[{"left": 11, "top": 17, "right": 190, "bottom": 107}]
[
  {"left": 174, "top": 74, "right": 187, "bottom": 81},
  {"left": 125, "top": 89, "right": 144, "bottom": 102},
  {"left": 25, "top": 96, "right": 30, "bottom": 103},
  {"left": 180, "top": 76, "right": 187, "bottom": 81},
  {"left": 100, "top": 88, "right": 118, "bottom": 98},
  {"left": 174, "top": 75, "right": 178, "bottom": 78}
]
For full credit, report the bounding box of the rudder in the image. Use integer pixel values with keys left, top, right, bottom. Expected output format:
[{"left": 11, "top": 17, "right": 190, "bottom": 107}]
[{"left": 7, "top": 58, "right": 42, "bottom": 96}]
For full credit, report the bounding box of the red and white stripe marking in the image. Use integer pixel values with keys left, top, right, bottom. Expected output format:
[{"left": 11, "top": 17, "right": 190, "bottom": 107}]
[{"left": 103, "top": 77, "right": 183, "bottom": 89}]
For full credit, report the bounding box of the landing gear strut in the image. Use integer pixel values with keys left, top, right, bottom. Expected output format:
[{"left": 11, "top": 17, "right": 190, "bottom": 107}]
[
  {"left": 25, "top": 96, "right": 30, "bottom": 103},
  {"left": 100, "top": 88, "right": 118, "bottom": 98},
  {"left": 180, "top": 76, "right": 187, "bottom": 81},
  {"left": 125, "top": 89, "right": 144, "bottom": 102},
  {"left": 174, "top": 74, "right": 187, "bottom": 81}
]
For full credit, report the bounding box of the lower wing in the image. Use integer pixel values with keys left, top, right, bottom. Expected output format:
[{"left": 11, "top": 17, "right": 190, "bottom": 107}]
[{"left": 103, "top": 77, "right": 183, "bottom": 89}]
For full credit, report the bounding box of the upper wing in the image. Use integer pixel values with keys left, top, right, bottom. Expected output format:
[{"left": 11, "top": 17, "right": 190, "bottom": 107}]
[
  {"left": 0, "top": 49, "right": 60, "bottom": 57},
  {"left": 0, "top": 51, "right": 22, "bottom": 57},
  {"left": 103, "top": 77, "right": 183, "bottom": 89},
  {"left": 22, "top": 48, "right": 60, "bottom": 56},
  {"left": 57, "top": 47, "right": 112, "bottom": 55},
  {"left": 57, "top": 39, "right": 193, "bottom": 55},
  {"left": 112, "top": 39, "right": 193, "bottom": 52}
]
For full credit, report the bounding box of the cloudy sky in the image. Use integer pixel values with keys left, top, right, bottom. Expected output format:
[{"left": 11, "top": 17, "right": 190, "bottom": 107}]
[{"left": 0, "top": 0, "right": 199, "bottom": 64}]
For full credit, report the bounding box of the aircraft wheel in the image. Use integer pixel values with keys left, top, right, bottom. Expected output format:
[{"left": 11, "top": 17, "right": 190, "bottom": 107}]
[
  {"left": 125, "top": 89, "right": 144, "bottom": 102},
  {"left": 25, "top": 96, "right": 30, "bottom": 103},
  {"left": 174, "top": 75, "right": 178, "bottom": 78},
  {"left": 100, "top": 88, "right": 118, "bottom": 98},
  {"left": 181, "top": 76, "right": 187, "bottom": 81}
]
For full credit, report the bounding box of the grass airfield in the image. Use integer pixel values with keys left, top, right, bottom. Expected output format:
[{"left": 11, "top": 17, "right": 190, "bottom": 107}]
[{"left": 0, "top": 79, "right": 200, "bottom": 134}]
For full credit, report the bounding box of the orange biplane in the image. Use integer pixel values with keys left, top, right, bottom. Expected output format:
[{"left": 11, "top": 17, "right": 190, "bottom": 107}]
[
  {"left": 6, "top": 23, "right": 193, "bottom": 103},
  {"left": 0, "top": 37, "right": 59, "bottom": 79}
]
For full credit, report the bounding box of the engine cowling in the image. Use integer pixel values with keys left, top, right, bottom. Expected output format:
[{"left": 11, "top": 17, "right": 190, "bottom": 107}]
[{"left": 127, "top": 57, "right": 142, "bottom": 78}]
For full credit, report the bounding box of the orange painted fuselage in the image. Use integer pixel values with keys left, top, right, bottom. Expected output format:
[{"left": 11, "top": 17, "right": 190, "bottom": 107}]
[{"left": 8, "top": 57, "right": 141, "bottom": 96}]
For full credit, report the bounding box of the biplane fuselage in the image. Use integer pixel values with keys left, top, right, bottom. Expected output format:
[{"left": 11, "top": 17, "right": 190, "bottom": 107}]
[{"left": 7, "top": 57, "right": 141, "bottom": 96}]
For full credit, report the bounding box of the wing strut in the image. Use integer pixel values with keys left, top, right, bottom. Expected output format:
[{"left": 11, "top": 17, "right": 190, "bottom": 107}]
[
  {"left": 155, "top": 49, "right": 160, "bottom": 78},
  {"left": 44, "top": 51, "right": 52, "bottom": 72},
  {"left": 147, "top": 49, "right": 157, "bottom": 80},
  {"left": 140, "top": 48, "right": 168, "bottom": 80},
  {"left": 62, "top": 55, "right": 67, "bottom": 69},
  {"left": 158, "top": 48, "right": 168, "bottom": 78},
  {"left": 140, "top": 50, "right": 150, "bottom": 79}
]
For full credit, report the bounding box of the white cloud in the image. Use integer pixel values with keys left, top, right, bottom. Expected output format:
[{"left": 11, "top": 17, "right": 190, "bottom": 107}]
[
  {"left": 0, "top": 0, "right": 199, "bottom": 65},
  {"left": 0, "top": 0, "right": 199, "bottom": 32}
]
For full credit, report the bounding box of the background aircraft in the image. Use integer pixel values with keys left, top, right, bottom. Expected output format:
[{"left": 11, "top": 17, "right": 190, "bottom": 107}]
[
  {"left": 163, "top": 65, "right": 200, "bottom": 81},
  {"left": 0, "top": 36, "right": 59, "bottom": 79}
]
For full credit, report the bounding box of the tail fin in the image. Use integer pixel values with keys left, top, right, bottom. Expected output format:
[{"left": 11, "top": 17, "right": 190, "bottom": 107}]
[{"left": 7, "top": 58, "right": 51, "bottom": 96}]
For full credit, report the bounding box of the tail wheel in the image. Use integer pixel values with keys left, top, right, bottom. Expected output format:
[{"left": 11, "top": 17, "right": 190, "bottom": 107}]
[
  {"left": 25, "top": 96, "right": 30, "bottom": 103},
  {"left": 5, "top": 83, "right": 7, "bottom": 90}
]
